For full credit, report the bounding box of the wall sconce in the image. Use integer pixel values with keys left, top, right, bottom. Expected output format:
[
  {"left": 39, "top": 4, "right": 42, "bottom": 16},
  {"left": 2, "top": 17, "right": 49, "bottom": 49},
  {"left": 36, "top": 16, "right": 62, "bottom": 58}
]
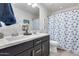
[{"left": 27, "top": 3, "right": 38, "bottom": 8}]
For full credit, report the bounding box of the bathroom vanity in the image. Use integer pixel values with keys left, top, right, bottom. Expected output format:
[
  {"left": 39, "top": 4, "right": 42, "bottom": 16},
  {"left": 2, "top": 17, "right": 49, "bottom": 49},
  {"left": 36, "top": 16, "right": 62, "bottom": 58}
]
[{"left": 0, "top": 33, "right": 49, "bottom": 56}]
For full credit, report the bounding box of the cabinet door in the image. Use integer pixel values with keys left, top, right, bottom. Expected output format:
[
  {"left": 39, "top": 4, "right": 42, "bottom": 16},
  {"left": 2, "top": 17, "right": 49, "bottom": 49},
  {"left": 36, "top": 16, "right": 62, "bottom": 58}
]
[
  {"left": 33, "top": 44, "right": 42, "bottom": 56},
  {"left": 42, "top": 41, "right": 49, "bottom": 56},
  {"left": 0, "top": 41, "right": 33, "bottom": 56},
  {"left": 16, "top": 48, "right": 33, "bottom": 56}
]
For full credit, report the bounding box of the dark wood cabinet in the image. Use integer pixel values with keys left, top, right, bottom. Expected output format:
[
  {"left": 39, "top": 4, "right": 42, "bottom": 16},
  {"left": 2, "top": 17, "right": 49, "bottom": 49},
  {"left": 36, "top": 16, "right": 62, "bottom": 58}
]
[
  {"left": 0, "top": 35, "right": 49, "bottom": 56},
  {"left": 33, "top": 35, "right": 50, "bottom": 56},
  {"left": 33, "top": 44, "right": 42, "bottom": 56},
  {"left": 0, "top": 40, "right": 33, "bottom": 56},
  {"left": 42, "top": 41, "right": 49, "bottom": 56},
  {"left": 16, "top": 48, "right": 33, "bottom": 56},
  {"left": 41, "top": 36, "right": 50, "bottom": 56}
]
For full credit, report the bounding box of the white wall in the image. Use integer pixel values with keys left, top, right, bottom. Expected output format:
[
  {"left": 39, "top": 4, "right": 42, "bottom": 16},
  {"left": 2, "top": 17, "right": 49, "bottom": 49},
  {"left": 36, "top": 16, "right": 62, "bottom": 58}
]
[{"left": 38, "top": 4, "right": 49, "bottom": 33}]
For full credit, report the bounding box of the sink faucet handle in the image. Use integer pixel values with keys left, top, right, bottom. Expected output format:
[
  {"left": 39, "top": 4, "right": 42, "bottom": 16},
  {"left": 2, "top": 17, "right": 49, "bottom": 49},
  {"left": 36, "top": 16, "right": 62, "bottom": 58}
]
[{"left": 0, "top": 33, "right": 4, "bottom": 39}]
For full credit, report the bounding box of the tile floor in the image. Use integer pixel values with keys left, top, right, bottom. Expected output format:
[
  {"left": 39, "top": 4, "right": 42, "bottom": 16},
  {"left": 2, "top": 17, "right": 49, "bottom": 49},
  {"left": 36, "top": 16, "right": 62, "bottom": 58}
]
[{"left": 50, "top": 48, "right": 79, "bottom": 56}]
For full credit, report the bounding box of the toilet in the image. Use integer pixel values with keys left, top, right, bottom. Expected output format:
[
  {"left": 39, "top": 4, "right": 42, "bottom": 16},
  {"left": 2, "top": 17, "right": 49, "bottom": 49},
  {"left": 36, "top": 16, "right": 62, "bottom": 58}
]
[{"left": 50, "top": 40, "right": 59, "bottom": 53}]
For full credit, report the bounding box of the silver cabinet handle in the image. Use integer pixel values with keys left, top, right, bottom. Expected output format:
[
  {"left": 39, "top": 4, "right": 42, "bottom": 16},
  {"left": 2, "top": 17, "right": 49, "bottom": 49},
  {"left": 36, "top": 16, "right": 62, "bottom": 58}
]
[
  {"left": 32, "top": 50, "right": 35, "bottom": 56},
  {"left": 32, "top": 49, "right": 41, "bottom": 56},
  {"left": 36, "top": 40, "right": 41, "bottom": 44},
  {"left": 36, "top": 49, "right": 41, "bottom": 54}
]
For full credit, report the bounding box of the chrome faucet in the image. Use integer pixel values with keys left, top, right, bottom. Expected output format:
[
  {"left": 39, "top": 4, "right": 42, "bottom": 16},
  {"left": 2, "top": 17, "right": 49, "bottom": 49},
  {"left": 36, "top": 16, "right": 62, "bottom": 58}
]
[
  {"left": 0, "top": 33, "right": 4, "bottom": 39},
  {"left": 0, "top": 21, "right": 5, "bottom": 39},
  {"left": 0, "top": 21, "right": 6, "bottom": 27}
]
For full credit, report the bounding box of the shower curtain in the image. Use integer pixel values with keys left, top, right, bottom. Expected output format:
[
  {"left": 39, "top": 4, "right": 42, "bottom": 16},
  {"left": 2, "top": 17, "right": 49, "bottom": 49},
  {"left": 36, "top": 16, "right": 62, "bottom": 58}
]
[{"left": 48, "top": 9, "right": 79, "bottom": 54}]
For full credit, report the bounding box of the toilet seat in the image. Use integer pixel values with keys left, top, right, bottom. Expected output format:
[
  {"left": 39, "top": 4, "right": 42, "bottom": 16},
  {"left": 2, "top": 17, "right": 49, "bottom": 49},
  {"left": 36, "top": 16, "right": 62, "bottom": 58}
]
[{"left": 50, "top": 40, "right": 59, "bottom": 47}]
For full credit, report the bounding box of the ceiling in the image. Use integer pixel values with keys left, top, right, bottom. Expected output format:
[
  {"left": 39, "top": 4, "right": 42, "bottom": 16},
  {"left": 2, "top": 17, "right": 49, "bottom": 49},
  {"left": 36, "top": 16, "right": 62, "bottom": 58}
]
[
  {"left": 43, "top": 3, "right": 79, "bottom": 12},
  {"left": 12, "top": 3, "right": 79, "bottom": 18}
]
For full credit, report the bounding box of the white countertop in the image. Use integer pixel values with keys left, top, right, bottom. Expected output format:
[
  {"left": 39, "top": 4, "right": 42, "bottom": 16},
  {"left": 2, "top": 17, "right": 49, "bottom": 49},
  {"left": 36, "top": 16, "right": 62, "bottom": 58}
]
[{"left": 0, "top": 33, "right": 49, "bottom": 49}]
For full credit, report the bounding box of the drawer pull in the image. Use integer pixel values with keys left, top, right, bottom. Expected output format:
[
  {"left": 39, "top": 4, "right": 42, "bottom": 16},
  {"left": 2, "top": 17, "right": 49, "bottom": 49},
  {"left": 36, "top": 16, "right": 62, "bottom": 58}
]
[
  {"left": 32, "top": 50, "right": 35, "bottom": 56},
  {"left": 36, "top": 49, "right": 41, "bottom": 54},
  {"left": 35, "top": 40, "right": 41, "bottom": 44},
  {"left": 32, "top": 49, "right": 41, "bottom": 56}
]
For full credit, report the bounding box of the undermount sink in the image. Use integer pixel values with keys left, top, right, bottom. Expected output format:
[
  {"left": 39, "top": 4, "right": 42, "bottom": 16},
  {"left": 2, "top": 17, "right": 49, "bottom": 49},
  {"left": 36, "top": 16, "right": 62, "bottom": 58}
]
[
  {"left": 4, "top": 34, "right": 34, "bottom": 41},
  {"left": 5, "top": 35, "right": 26, "bottom": 41},
  {"left": 3, "top": 33, "right": 40, "bottom": 42}
]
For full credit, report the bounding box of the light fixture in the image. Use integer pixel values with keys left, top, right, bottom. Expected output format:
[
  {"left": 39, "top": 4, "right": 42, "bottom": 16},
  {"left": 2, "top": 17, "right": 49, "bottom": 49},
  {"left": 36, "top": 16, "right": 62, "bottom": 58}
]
[
  {"left": 32, "top": 3, "right": 38, "bottom": 8},
  {"left": 27, "top": 3, "right": 32, "bottom": 5},
  {"left": 27, "top": 3, "right": 38, "bottom": 8}
]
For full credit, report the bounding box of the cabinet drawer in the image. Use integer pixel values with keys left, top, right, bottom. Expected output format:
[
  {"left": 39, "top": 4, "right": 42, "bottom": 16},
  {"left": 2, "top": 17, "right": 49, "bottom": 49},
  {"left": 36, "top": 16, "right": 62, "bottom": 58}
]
[
  {"left": 34, "top": 38, "right": 42, "bottom": 46},
  {"left": 17, "top": 48, "right": 33, "bottom": 56},
  {"left": 33, "top": 44, "right": 41, "bottom": 56},
  {"left": 0, "top": 41, "right": 33, "bottom": 56}
]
